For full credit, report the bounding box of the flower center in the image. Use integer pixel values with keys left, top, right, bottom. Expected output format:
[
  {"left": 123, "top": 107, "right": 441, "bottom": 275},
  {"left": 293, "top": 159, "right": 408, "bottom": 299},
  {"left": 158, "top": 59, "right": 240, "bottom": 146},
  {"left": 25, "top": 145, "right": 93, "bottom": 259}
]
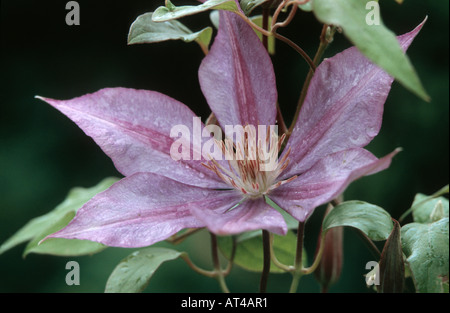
[{"left": 203, "top": 126, "right": 297, "bottom": 198}]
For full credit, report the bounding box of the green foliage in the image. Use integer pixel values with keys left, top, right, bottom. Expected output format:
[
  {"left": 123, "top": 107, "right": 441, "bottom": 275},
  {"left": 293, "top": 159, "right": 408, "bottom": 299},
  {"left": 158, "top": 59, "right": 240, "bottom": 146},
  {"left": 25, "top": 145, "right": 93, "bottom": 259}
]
[
  {"left": 128, "top": 12, "right": 212, "bottom": 49},
  {"left": 1, "top": 0, "right": 446, "bottom": 294},
  {"left": 312, "top": 0, "right": 429, "bottom": 101},
  {"left": 0, "top": 177, "right": 119, "bottom": 257},
  {"left": 412, "top": 193, "right": 449, "bottom": 224},
  {"left": 322, "top": 201, "right": 393, "bottom": 241},
  {"left": 23, "top": 212, "right": 105, "bottom": 257},
  {"left": 152, "top": 0, "right": 239, "bottom": 23},
  {"left": 401, "top": 218, "right": 449, "bottom": 293},
  {"left": 105, "top": 247, "right": 182, "bottom": 293},
  {"left": 399, "top": 188, "right": 449, "bottom": 293},
  {"left": 217, "top": 230, "right": 305, "bottom": 273}
]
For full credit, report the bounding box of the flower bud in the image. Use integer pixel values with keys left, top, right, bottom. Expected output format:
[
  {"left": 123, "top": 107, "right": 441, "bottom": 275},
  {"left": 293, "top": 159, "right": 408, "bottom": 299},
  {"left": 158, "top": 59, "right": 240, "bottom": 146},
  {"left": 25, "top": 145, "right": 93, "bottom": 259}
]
[
  {"left": 314, "top": 204, "right": 344, "bottom": 292},
  {"left": 378, "top": 219, "right": 404, "bottom": 293}
]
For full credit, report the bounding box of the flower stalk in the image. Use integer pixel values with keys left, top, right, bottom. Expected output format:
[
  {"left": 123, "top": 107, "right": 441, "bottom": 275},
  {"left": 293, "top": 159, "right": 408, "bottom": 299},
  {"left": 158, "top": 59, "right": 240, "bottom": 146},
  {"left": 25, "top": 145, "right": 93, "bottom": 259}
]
[
  {"left": 260, "top": 230, "right": 272, "bottom": 293},
  {"left": 302, "top": 233, "right": 326, "bottom": 275},
  {"left": 180, "top": 253, "right": 216, "bottom": 278},
  {"left": 289, "top": 221, "right": 305, "bottom": 293}
]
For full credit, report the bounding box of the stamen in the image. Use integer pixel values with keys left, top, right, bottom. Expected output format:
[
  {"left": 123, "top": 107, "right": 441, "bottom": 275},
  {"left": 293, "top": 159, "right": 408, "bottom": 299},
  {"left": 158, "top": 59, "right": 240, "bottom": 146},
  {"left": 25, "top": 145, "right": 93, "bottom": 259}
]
[{"left": 202, "top": 127, "right": 297, "bottom": 197}]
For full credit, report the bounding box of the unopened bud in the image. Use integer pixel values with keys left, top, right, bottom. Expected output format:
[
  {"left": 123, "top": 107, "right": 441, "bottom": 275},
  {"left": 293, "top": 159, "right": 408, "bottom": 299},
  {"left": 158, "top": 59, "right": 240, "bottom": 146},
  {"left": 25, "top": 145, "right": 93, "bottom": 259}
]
[
  {"left": 378, "top": 219, "right": 404, "bottom": 293},
  {"left": 314, "top": 204, "right": 343, "bottom": 292}
]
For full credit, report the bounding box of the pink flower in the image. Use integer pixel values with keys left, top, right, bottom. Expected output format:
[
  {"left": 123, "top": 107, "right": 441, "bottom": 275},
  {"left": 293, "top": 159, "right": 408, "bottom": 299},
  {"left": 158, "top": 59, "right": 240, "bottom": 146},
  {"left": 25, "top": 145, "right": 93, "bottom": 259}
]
[{"left": 37, "top": 12, "right": 423, "bottom": 247}]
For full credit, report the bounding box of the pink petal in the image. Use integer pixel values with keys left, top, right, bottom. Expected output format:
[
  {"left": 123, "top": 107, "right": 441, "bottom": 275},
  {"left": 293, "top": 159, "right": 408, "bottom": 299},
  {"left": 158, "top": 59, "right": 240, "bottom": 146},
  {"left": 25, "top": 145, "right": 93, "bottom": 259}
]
[
  {"left": 270, "top": 148, "right": 400, "bottom": 222},
  {"left": 37, "top": 88, "right": 227, "bottom": 189},
  {"left": 46, "top": 173, "right": 241, "bottom": 248},
  {"left": 198, "top": 11, "right": 277, "bottom": 137},
  {"left": 191, "top": 197, "right": 287, "bottom": 236},
  {"left": 282, "top": 20, "right": 425, "bottom": 178}
]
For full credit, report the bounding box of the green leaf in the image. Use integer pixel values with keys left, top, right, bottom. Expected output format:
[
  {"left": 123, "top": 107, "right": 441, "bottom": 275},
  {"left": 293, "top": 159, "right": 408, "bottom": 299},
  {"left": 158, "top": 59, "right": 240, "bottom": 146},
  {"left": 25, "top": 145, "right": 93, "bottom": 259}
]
[
  {"left": 218, "top": 231, "right": 305, "bottom": 273},
  {"left": 105, "top": 247, "right": 182, "bottom": 293},
  {"left": 152, "top": 0, "right": 239, "bottom": 23},
  {"left": 312, "top": 0, "right": 429, "bottom": 101},
  {"left": 128, "top": 12, "right": 212, "bottom": 48},
  {"left": 0, "top": 177, "right": 119, "bottom": 256},
  {"left": 322, "top": 201, "right": 393, "bottom": 241},
  {"left": 401, "top": 218, "right": 449, "bottom": 293},
  {"left": 412, "top": 193, "right": 449, "bottom": 224},
  {"left": 23, "top": 212, "right": 106, "bottom": 257}
]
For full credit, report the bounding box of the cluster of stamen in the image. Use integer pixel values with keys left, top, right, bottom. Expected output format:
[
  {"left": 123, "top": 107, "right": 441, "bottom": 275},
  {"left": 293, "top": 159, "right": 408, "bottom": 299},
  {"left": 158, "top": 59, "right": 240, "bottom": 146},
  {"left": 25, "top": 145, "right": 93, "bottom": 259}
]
[{"left": 203, "top": 127, "right": 297, "bottom": 198}]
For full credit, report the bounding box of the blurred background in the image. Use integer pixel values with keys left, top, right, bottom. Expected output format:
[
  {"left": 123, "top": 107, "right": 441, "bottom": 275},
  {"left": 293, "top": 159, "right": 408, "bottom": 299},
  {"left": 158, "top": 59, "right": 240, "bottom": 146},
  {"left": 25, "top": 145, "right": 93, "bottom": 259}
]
[{"left": 0, "top": 0, "right": 448, "bottom": 292}]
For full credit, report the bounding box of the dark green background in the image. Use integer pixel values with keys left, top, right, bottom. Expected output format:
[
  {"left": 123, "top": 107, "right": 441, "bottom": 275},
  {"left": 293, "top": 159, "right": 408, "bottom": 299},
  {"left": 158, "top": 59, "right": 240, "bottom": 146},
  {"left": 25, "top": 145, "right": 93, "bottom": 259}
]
[{"left": 0, "top": 0, "right": 448, "bottom": 293}]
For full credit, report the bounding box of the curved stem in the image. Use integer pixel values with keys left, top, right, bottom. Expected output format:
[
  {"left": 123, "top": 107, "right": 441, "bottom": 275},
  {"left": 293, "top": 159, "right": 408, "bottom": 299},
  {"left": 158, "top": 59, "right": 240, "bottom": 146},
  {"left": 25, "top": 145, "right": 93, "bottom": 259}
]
[
  {"left": 269, "top": 233, "right": 294, "bottom": 272},
  {"left": 259, "top": 230, "right": 271, "bottom": 293},
  {"left": 301, "top": 232, "right": 325, "bottom": 275},
  {"left": 272, "top": 0, "right": 310, "bottom": 31},
  {"left": 271, "top": 2, "right": 298, "bottom": 34},
  {"left": 236, "top": 11, "right": 272, "bottom": 37},
  {"left": 180, "top": 253, "right": 216, "bottom": 278},
  {"left": 273, "top": 32, "right": 316, "bottom": 73},
  {"left": 235, "top": 5, "right": 315, "bottom": 72},
  {"left": 271, "top": 0, "right": 288, "bottom": 28}
]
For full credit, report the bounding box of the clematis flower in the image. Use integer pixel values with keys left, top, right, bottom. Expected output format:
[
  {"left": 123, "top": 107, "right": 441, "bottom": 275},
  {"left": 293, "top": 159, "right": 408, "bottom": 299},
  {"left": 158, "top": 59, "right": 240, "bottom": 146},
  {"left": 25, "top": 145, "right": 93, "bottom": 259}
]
[{"left": 37, "top": 12, "right": 424, "bottom": 248}]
